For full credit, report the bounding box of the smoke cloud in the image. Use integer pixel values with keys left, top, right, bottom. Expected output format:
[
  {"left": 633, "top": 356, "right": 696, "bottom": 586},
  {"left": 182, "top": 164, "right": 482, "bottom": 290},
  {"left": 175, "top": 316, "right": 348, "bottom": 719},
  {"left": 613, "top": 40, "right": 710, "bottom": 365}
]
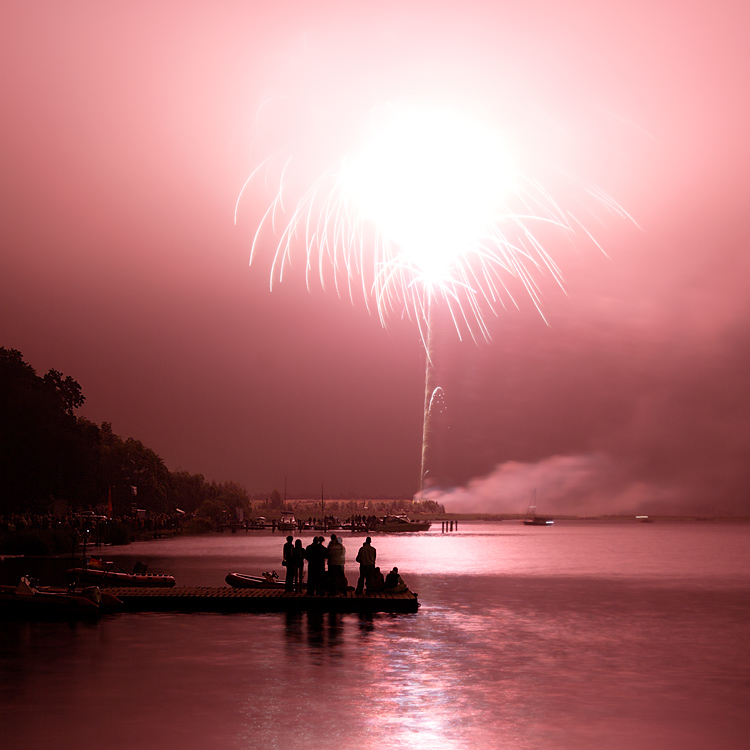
[{"left": 424, "top": 453, "right": 721, "bottom": 517}]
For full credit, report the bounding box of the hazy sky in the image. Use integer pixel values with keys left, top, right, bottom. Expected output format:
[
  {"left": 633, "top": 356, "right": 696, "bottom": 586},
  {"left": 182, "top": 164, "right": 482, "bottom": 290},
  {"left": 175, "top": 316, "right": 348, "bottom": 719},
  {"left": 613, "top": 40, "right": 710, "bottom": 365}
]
[{"left": 2, "top": 1, "right": 748, "bottom": 515}]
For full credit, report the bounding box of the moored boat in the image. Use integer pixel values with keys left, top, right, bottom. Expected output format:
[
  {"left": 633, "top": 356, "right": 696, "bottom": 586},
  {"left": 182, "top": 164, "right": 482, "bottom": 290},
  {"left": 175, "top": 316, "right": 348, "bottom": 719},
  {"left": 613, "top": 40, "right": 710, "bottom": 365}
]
[
  {"left": 225, "top": 571, "right": 285, "bottom": 589},
  {"left": 0, "top": 577, "right": 109, "bottom": 620},
  {"left": 40, "top": 585, "right": 123, "bottom": 613},
  {"left": 66, "top": 559, "right": 176, "bottom": 587},
  {"left": 276, "top": 511, "right": 297, "bottom": 531}
]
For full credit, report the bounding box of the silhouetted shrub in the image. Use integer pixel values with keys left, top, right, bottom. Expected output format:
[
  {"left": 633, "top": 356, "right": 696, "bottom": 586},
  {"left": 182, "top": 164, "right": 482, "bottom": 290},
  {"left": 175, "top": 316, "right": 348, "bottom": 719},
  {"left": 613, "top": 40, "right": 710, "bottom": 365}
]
[
  {"left": 184, "top": 517, "right": 214, "bottom": 534},
  {"left": 103, "top": 522, "right": 131, "bottom": 546},
  {"left": 0, "top": 528, "right": 76, "bottom": 556}
]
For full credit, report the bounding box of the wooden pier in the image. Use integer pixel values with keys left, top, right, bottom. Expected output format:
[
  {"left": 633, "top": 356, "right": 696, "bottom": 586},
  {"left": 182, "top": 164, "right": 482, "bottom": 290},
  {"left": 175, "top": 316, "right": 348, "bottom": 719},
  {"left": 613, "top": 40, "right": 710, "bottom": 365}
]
[{"left": 106, "top": 586, "right": 419, "bottom": 614}]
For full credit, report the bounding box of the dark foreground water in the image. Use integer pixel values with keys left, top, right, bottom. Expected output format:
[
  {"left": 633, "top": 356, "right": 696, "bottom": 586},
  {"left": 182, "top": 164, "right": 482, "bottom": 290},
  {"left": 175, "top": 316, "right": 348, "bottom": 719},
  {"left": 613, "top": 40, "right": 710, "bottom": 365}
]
[{"left": 1, "top": 521, "right": 748, "bottom": 750}]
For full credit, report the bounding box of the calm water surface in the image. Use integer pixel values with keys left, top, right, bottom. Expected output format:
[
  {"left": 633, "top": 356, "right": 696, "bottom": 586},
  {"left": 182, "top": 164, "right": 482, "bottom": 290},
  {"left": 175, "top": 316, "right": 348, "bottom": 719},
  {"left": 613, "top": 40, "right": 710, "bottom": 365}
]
[{"left": 2, "top": 521, "right": 748, "bottom": 750}]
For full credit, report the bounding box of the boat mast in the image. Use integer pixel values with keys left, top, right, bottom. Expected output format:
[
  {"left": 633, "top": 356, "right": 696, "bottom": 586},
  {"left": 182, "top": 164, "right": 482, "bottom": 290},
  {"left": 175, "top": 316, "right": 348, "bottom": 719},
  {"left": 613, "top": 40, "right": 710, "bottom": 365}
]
[{"left": 526, "top": 488, "right": 537, "bottom": 520}]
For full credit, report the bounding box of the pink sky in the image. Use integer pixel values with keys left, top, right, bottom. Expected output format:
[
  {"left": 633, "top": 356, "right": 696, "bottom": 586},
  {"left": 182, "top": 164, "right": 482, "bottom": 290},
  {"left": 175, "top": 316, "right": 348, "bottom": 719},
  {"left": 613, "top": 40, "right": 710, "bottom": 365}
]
[{"left": 1, "top": 1, "right": 748, "bottom": 514}]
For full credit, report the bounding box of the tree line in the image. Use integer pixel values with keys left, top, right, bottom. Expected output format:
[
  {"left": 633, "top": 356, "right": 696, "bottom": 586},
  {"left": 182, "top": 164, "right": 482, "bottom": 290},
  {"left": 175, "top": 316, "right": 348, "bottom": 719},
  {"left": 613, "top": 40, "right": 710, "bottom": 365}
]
[{"left": 0, "top": 347, "right": 249, "bottom": 521}]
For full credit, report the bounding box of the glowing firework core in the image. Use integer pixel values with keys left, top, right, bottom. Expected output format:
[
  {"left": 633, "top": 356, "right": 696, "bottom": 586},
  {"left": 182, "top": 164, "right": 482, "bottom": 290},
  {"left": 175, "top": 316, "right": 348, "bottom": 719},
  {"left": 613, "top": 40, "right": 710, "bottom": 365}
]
[{"left": 340, "top": 106, "right": 514, "bottom": 287}]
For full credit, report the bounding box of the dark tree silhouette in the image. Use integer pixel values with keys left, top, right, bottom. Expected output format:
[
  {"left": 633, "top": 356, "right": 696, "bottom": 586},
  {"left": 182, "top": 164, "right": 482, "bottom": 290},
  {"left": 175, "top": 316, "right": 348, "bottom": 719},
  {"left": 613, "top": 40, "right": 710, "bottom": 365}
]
[
  {"left": 1, "top": 347, "right": 254, "bottom": 520},
  {"left": 0, "top": 348, "right": 93, "bottom": 513},
  {"left": 43, "top": 369, "right": 85, "bottom": 414}
]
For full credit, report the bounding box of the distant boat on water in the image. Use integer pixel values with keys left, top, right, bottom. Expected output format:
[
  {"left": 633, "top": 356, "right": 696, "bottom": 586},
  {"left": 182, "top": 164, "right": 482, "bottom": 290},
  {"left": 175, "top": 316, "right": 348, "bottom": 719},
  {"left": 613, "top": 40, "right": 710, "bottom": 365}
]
[
  {"left": 523, "top": 490, "right": 554, "bottom": 526},
  {"left": 372, "top": 515, "right": 431, "bottom": 532},
  {"left": 276, "top": 510, "right": 296, "bottom": 531}
]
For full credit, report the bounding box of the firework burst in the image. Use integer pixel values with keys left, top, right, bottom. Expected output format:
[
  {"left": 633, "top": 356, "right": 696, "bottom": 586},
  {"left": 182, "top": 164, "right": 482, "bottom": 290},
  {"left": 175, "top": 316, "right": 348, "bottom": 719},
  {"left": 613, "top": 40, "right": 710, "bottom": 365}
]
[
  {"left": 238, "top": 100, "right": 633, "bottom": 493},
  {"left": 239, "top": 101, "right": 631, "bottom": 345}
]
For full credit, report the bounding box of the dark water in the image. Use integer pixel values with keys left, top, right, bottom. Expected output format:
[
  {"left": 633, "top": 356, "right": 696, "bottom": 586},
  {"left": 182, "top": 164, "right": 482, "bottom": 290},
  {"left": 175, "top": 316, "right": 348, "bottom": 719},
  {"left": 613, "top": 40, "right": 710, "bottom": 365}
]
[{"left": 2, "top": 521, "right": 748, "bottom": 749}]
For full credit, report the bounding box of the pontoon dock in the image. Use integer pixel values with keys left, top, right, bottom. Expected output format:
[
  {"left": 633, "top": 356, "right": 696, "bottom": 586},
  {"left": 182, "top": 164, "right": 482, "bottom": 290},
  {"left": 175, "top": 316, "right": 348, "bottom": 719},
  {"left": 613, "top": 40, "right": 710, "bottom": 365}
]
[{"left": 106, "top": 586, "right": 419, "bottom": 614}]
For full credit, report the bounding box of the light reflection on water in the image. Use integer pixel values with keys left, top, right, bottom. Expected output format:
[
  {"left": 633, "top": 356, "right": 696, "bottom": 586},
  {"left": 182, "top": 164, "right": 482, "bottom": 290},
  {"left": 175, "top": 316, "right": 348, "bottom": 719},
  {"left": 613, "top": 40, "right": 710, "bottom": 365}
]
[
  {"left": 109, "top": 519, "right": 750, "bottom": 587},
  {"left": 1, "top": 521, "right": 748, "bottom": 750}
]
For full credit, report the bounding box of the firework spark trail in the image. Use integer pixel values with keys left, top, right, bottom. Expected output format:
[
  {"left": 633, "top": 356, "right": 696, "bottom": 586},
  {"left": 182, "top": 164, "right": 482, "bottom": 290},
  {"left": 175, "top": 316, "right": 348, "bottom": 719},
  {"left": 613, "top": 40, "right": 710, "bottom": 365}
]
[
  {"left": 247, "top": 177, "right": 623, "bottom": 344},
  {"left": 239, "top": 102, "right": 632, "bottom": 495}
]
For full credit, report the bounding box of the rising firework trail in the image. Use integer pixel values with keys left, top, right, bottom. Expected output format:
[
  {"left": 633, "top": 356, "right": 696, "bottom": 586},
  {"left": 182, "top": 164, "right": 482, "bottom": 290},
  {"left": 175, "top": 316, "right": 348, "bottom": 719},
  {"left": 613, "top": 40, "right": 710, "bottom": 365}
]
[{"left": 238, "top": 101, "right": 633, "bottom": 496}]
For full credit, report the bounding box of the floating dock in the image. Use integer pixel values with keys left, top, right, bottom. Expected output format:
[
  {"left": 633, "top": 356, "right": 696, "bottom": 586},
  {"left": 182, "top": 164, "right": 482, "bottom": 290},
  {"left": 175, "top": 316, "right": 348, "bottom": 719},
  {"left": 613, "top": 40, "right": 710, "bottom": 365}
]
[{"left": 107, "top": 586, "right": 419, "bottom": 614}]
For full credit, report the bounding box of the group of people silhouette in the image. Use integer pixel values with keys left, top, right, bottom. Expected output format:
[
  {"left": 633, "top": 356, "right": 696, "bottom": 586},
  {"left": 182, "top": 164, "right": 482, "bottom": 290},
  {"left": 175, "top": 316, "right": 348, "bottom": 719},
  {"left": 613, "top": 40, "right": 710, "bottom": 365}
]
[{"left": 281, "top": 534, "right": 406, "bottom": 595}]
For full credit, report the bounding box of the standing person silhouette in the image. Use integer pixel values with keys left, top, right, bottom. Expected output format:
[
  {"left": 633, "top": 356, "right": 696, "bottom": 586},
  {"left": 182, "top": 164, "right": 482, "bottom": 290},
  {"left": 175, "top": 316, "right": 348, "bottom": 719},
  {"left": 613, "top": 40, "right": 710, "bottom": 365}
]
[
  {"left": 282, "top": 535, "right": 294, "bottom": 591},
  {"left": 327, "top": 534, "right": 346, "bottom": 594},
  {"left": 355, "top": 537, "right": 377, "bottom": 595},
  {"left": 292, "top": 538, "right": 305, "bottom": 590},
  {"left": 305, "top": 536, "right": 327, "bottom": 595}
]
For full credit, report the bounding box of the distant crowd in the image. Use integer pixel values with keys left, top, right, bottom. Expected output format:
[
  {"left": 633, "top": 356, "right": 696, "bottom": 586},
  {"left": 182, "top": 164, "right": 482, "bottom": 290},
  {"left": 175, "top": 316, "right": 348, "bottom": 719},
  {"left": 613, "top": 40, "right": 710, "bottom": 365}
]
[
  {"left": 281, "top": 535, "right": 407, "bottom": 596},
  {"left": 245, "top": 515, "right": 385, "bottom": 533},
  {"left": 0, "top": 512, "right": 181, "bottom": 537}
]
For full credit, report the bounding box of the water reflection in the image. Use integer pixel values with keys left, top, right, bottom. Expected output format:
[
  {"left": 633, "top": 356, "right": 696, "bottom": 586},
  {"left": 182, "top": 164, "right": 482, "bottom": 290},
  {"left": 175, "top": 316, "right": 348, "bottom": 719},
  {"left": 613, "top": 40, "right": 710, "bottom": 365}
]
[
  {"left": 283, "top": 611, "right": 347, "bottom": 654},
  {"left": 109, "top": 520, "right": 750, "bottom": 587},
  {"left": 283, "top": 610, "right": 304, "bottom": 644},
  {"left": 356, "top": 612, "right": 376, "bottom": 636},
  {"left": 273, "top": 606, "right": 484, "bottom": 747},
  {"left": 2, "top": 523, "right": 748, "bottom": 750}
]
